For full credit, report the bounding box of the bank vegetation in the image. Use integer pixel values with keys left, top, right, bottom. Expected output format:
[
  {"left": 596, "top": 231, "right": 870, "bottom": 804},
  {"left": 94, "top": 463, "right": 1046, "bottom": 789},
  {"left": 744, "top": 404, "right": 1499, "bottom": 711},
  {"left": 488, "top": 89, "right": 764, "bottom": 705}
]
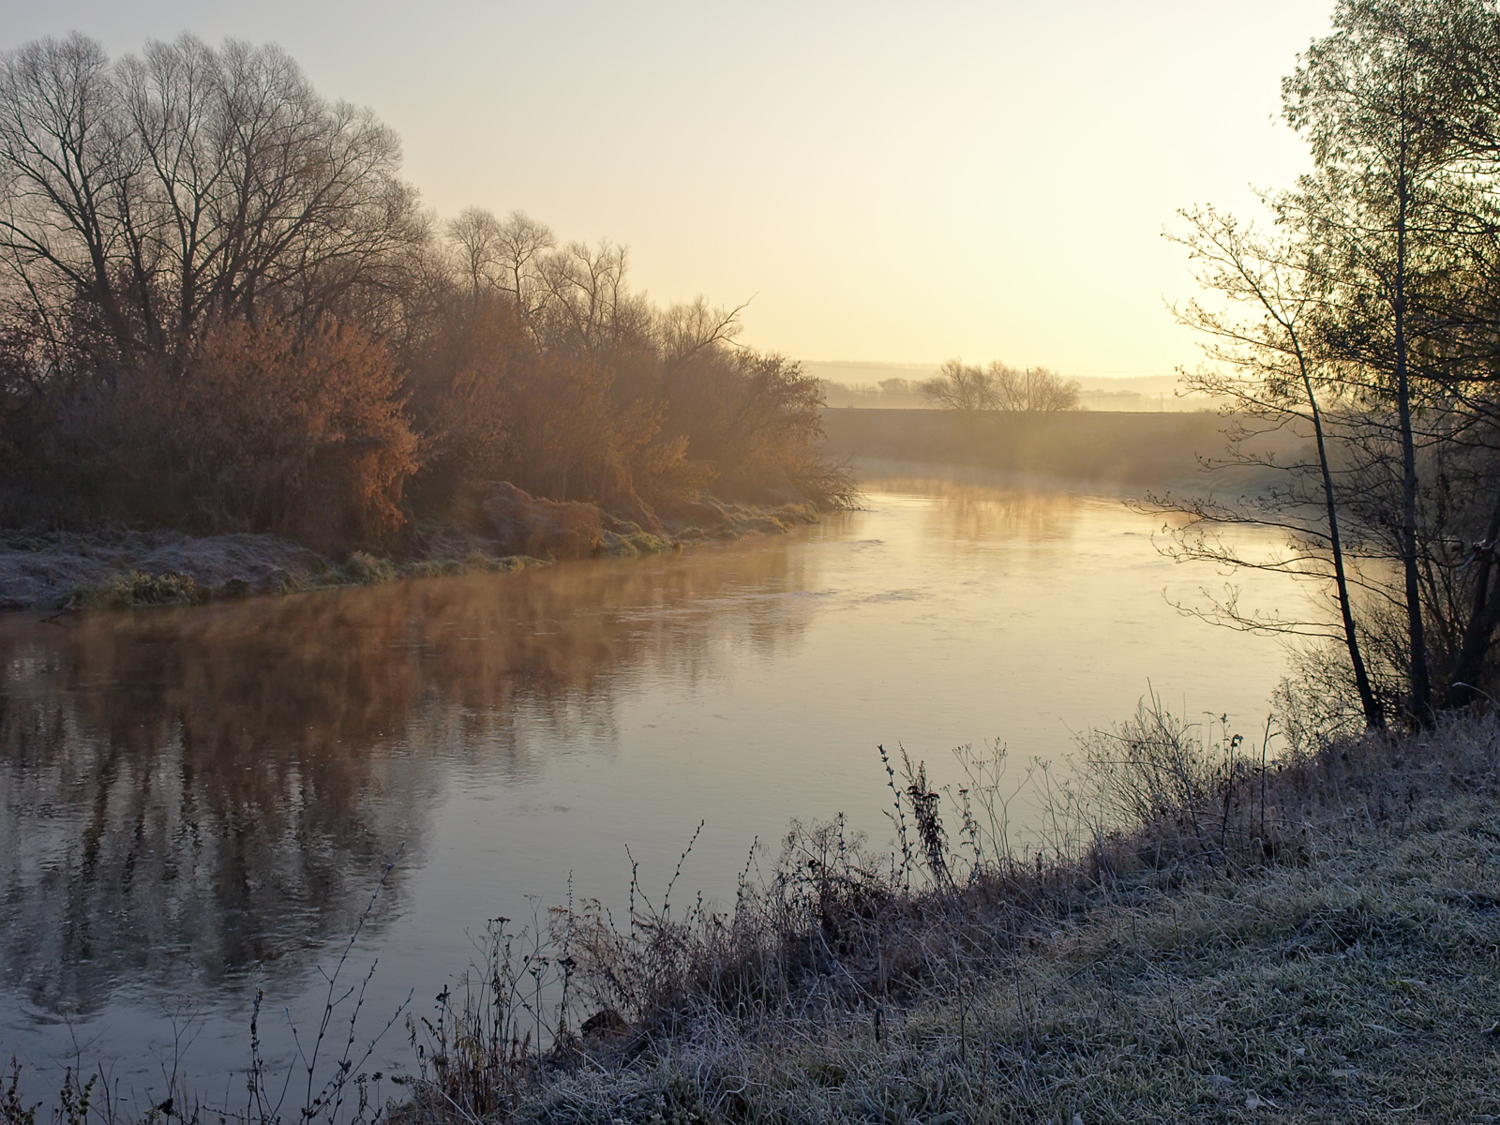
[{"left": 0, "top": 34, "right": 850, "bottom": 578}]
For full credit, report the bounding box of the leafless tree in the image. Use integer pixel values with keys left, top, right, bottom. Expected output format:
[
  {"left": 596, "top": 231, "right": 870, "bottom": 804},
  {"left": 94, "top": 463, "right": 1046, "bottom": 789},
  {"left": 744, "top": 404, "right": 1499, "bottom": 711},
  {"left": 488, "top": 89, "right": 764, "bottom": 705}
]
[
  {"left": 534, "top": 239, "right": 651, "bottom": 359},
  {"left": 1162, "top": 205, "right": 1385, "bottom": 729},
  {"left": 493, "top": 210, "right": 555, "bottom": 325},
  {"left": 989, "top": 364, "right": 1081, "bottom": 411},
  {"left": 0, "top": 33, "right": 425, "bottom": 364},
  {"left": 446, "top": 207, "right": 502, "bottom": 306},
  {"left": 921, "top": 359, "right": 997, "bottom": 411},
  {"left": 921, "top": 359, "right": 1079, "bottom": 412}
]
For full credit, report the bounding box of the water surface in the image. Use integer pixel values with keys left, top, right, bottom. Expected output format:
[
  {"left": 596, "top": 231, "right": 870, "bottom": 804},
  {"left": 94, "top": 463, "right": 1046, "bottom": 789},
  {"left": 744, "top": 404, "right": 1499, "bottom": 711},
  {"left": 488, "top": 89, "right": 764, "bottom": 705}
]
[{"left": 0, "top": 474, "right": 1305, "bottom": 1097}]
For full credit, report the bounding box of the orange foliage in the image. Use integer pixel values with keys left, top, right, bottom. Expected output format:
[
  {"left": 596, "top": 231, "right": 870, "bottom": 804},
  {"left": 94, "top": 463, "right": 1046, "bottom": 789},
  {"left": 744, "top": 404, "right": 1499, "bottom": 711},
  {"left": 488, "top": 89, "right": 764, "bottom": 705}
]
[
  {"left": 150, "top": 317, "right": 419, "bottom": 546},
  {"left": 405, "top": 298, "right": 524, "bottom": 494},
  {"left": 405, "top": 294, "right": 709, "bottom": 527}
]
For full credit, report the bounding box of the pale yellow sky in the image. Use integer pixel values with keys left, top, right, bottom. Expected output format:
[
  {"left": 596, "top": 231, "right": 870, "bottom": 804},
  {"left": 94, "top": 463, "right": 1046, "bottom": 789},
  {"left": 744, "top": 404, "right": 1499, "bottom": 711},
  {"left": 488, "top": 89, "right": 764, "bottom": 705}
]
[{"left": 5, "top": 1, "right": 1332, "bottom": 376}]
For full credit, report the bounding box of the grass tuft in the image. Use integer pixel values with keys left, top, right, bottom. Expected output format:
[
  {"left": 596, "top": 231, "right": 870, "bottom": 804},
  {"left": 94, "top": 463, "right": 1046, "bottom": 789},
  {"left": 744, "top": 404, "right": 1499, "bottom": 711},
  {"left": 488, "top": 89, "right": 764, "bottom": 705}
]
[
  {"left": 342, "top": 552, "right": 397, "bottom": 585},
  {"left": 598, "top": 530, "right": 680, "bottom": 558},
  {"left": 66, "top": 570, "right": 207, "bottom": 609}
]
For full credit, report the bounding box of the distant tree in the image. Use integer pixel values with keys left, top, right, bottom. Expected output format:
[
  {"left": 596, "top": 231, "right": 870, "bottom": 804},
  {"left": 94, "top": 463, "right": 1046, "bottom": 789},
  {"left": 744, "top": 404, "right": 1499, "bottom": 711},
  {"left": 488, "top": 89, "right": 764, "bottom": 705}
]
[
  {"left": 921, "top": 359, "right": 1079, "bottom": 411},
  {"left": 921, "top": 360, "right": 996, "bottom": 411},
  {"left": 991, "top": 365, "right": 1082, "bottom": 411}
]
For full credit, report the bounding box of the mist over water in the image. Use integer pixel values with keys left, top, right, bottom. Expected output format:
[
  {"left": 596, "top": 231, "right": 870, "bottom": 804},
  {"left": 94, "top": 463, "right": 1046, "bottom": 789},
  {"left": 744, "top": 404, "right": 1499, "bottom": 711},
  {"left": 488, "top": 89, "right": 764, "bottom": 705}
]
[{"left": 0, "top": 473, "right": 1305, "bottom": 1095}]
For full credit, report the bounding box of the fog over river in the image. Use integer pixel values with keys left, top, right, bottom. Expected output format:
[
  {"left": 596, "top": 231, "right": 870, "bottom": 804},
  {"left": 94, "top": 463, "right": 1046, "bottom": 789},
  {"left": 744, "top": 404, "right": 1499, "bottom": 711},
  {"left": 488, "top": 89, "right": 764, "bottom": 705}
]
[{"left": 0, "top": 472, "right": 1307, "bottom": 1097}]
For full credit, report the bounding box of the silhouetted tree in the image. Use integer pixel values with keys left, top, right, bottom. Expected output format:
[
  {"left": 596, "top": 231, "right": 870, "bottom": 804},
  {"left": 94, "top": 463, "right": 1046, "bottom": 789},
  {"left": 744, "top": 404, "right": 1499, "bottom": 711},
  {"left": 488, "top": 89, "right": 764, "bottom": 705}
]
[
  {"left": 0, "top": 33, "right": 424, "bottom": 366},
  {"left": 1166, "top": 206, "right": 1383, "bottom": 730},
  {"left": 1175, "top": 0, "right": 1500, "bottom": 725},
  {"left": 921, "top": 360, "right": 998, "bottom": 411}
]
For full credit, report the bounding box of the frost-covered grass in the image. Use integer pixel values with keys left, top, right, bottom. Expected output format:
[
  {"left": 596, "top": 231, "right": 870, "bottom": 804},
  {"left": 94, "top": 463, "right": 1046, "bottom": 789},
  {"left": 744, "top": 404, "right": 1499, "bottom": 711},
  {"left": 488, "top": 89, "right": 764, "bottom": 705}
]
[
  {"left": 3, "top": 496, "right": 820, "bottom": 613},
  {"left": 6, "top": 710, "right": 1500, "bottom": 1123}
]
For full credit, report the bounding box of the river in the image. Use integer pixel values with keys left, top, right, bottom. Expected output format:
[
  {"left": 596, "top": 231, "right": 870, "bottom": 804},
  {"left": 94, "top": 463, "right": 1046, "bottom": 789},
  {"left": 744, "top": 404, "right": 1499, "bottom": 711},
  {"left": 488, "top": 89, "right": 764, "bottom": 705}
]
[{"left": 0, "top": 471, "right": 1306, "bottom": 1102}]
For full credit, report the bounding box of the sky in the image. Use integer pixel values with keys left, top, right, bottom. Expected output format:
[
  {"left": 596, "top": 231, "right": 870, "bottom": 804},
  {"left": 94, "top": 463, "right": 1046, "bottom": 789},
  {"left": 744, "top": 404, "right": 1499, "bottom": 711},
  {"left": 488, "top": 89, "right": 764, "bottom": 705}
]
[{"left": 3, "top": 1, "right": 1334, "bottom": 377}]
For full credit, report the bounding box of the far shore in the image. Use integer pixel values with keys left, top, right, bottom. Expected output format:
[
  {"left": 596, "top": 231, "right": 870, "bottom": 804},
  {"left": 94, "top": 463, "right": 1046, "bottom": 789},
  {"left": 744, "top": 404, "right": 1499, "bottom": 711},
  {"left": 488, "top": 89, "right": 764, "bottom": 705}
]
[
  {"left": 822, "top": 406, "right": 1306, "bottom": 492},
  {"left": 0, "top": 490, "right": 820, "bottom": 614},
  {"left": 0, "top": 412, "right": 1299, "bottom": 614}
]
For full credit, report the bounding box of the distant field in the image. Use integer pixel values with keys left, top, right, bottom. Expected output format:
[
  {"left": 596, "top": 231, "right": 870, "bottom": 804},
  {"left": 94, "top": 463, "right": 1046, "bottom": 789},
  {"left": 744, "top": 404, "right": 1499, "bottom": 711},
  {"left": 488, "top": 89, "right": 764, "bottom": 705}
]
[{"left": 821, "top": 407, "right": 1308, "bottom": 491}]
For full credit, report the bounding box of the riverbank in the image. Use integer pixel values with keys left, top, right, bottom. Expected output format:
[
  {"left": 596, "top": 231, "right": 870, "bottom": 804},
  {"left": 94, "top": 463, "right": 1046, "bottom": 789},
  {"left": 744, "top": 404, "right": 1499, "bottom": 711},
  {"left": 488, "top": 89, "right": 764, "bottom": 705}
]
[
  {"left": 7, "top": 703, "right": 1491, "bottom": 1121},
  {"left": 0, "top": 487, "right": 822, "bottom": 611},
  {"left": 822, "top": 407, "right": 1310, "bottom": 491},
  {"left": 395, "top": 710, "right": 1500, "bottom": 1124}
]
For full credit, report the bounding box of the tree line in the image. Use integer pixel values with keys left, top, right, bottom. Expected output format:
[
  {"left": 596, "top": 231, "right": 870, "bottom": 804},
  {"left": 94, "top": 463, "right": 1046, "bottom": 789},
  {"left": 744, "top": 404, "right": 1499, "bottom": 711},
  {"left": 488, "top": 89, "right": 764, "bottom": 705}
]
[
  {"left": 1169, "top": 0, "right": 1500, "bottom": 729},
  {"left": 0, "top": 33, "right": 848, "bottom": 549}
]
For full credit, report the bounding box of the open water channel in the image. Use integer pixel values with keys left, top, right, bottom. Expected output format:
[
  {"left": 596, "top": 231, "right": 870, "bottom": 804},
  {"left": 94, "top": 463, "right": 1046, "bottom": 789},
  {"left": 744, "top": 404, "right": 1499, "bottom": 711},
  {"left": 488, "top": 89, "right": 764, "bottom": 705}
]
[{"left": 0, "top": 470, "right": 1309, "bottom": 1101}]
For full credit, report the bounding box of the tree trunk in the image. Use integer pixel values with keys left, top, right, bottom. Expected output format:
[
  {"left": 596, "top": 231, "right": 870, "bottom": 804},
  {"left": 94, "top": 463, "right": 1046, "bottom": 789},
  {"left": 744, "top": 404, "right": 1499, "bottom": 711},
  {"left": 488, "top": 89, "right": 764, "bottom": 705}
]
[
  {"left": 1303, "top": 363, "right": 1383, "bottom": 728},
  {"left": 1395, "top": 127, "right": 1434, "bottom": 725}
]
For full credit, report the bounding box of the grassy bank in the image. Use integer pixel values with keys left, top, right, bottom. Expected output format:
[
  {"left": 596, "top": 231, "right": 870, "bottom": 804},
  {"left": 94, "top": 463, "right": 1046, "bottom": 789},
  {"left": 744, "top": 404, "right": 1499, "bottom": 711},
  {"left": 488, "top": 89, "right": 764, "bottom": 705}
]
[
  {"left": 8, "top": 708, "right": 1497, "bottom": 1123},
  {"left": 821, "top": 408, "right": 1310, "bottom": 491},
  {"left": 392, "top": 710, "right": 1500, "bottom": 1124}
]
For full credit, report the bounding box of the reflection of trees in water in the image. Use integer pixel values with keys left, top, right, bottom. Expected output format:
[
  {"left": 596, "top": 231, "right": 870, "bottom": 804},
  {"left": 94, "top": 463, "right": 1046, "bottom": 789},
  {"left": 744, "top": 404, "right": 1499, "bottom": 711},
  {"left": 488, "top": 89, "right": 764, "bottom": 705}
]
[
  {"left": 0, "top": 543, "right": 812, "bottom": 1017},
  {"left": 870, "top": 477, "right": 1089, "bottom": 549}
]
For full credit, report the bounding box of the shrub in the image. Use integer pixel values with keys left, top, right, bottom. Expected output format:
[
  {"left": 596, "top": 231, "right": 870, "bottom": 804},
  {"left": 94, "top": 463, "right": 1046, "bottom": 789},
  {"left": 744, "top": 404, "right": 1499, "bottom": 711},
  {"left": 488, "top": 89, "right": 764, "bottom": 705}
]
[
  {"left": 154, "top": 318, "right": 420, "bottom": 548},
  {"left": 68, "top": 570, "right": 206, "bottom": 609},
  {"left": 661, "top": 349, "right": 848, "bottom": 504},
  {"left": 342, "top": 552, "right": 396, "bottom": 585},
  {"left": 1, "top": 316, "right": 419, "bottom": 548}
]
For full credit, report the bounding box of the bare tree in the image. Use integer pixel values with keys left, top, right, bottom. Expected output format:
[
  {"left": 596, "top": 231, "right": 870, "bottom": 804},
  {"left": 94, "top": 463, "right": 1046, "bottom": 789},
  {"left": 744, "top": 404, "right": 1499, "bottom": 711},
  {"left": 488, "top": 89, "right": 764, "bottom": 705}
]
[
  {"left": 921, "top": 358, "right": 1079, "bottom": 412},
  {"left": 0, "top": 34, "right": 140, "bottom": 367},
  {"left": 920, "top": 359, "right": 997, "bottom": 411},
  {"left": 0, "top": 33, "right": 424, "bottom": 364},
  {"left": 446, "top": 207, "right": 502, "bottom": 306},
  {"left": 989, "top": 364, "right": 1081, "bottom": 411},
  {"left": 533, "top": 239, "right": 650, "bottom": 359},
  {"left": 493, "top": 210, "right": 555, "bottom": 325},
  {"left": 656, "top": 296, "right": 747, "bottom": 372},
  {"left": 1163, "top": 205, "right": 1384, "bottom": 729}
]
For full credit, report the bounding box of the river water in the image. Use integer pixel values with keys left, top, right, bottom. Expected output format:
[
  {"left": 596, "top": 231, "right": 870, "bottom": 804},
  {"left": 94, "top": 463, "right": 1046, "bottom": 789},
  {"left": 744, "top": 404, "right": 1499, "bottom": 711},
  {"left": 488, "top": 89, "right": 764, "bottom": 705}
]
[{"left": 0, "top": 472, "right": 1306, "bottom": 1101}]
